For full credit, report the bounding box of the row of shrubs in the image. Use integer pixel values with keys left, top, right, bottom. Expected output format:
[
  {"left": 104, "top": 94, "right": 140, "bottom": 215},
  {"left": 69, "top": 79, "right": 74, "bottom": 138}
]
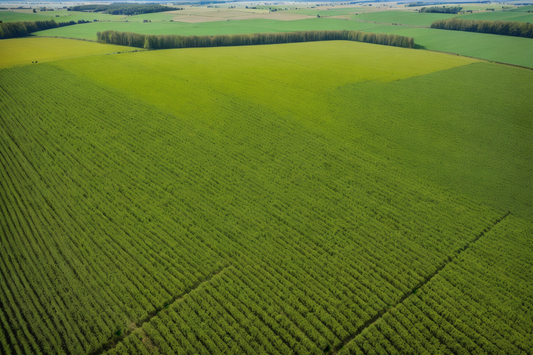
[{"left": 96, "top": 30, "right": 415, "bottom": 50}]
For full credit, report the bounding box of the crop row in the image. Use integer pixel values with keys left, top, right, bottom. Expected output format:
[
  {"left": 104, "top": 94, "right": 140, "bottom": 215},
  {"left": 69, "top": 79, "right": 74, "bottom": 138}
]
[
  {"left": 339, "top": 216, "right": 533, "bottom": 354},
  {"left": 0, "top": 63, "right": 504, "bottom": 355}
]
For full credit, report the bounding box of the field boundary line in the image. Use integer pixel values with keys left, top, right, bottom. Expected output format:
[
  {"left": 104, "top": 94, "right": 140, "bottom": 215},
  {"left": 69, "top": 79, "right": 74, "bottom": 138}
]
[
  {"left": 90, "top": 265, "right": 231, "bottom": 355},
  {"left": 331, "top": 211, "right": 511, "bottom": 354},
  {"left": 419, "top": 48, "right": 533, "bottom": 70}
]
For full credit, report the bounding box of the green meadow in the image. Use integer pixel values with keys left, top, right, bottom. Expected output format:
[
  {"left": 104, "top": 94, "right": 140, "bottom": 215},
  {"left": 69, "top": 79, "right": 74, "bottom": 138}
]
[
  {"left": 126, "top": 12, "right": 177, "bottom": 22},
  {"left": 0, "top": 37, "right": 132, "bottom": 69},
  {"left": 1, "top": 37, "right": 532, "bottom": 354},
  {"left": 0, "top": 9, "right": 125, "bottom": 23},
  {"left": 0, "top": 10, "right": 51, "bottom": 22},
  {"left": 34, "top": 17, "right": 533, "bottom": 68},
  {"left": 457, "top": 10, "right": 533, "bottom": 22},
  {"left": 285, "top": 7, "right": 366, "bottom": 17},
  {"left": 351, "top": 11, "right": 455, "bottom": 26},
  {"left": 388, "top": 27, "right": 533, "bottom": 67},
  {"left": 32, "top": 18, "right": 384, "bottom": 39},
  {"left": 51, "top": 42, "right": 532, "bottom": 220}
]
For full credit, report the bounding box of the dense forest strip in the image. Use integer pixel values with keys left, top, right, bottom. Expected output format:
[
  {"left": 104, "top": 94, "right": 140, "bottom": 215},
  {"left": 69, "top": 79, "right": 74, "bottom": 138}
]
[
  {"left": 90, "top": 266, "right": 230, "bottom": 355},
  {"left": 332, "top": 211, "right": 511, "bottom": 354},
  {"left": 96, "top": 29, "right": 415, "bottom": 50},
  {"left": 431, "top": 17, "right": 533, "bottom": 38}
]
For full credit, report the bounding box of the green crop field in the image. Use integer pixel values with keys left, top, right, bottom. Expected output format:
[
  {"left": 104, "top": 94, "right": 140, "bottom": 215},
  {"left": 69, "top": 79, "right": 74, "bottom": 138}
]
[
  {"left": 0, "top": 37, "right": 531, "bottom": 355},
  {"left": 0, "top": 11, "right": 51, "bottom": 22},
  {"left": 350, "top": 11, "right": 455, "bottom": 26},
  {"left": 456, "top": 10, "right": 533, "bottom": 22},
  {"left": 395, "top": 27, "right": 533, "bottom": 67},
  {"left": 0, "top": 38, "right": 134, "bottom": 69},
  {"left": 32, "top": 18, "right": 383, "bottom": 39},
  {"left": 455, "top": 4, "right": 500, "bottom": 11},
  {"left": 43, "top": 10, "right": 127, "bottom": 22},
  {"left": 339, "top": 214, "right": 533, "bottom": 354},
  {"left": 33, "top": 17, "right": 533, "bottom": 68},
  {"left": 126, "top": 12, "right": 178, "bottom": 22},
  {"left": 0, "top": 10, "right": 125, "bottom": 23},
  {"left": 285, "top": 7, "right": 367, "bottom": 17},
  {"left": 512, "top": 5, "right": 533, "bottom": 11}
]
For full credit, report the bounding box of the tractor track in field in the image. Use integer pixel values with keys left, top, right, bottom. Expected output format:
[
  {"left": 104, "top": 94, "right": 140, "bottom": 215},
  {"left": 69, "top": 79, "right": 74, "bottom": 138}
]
[
  {"left": 331, "top": 211, "right": 511, "bottom": 354},
  {"left": 90, "top": 266, "right": 230, "bottom": 355}
]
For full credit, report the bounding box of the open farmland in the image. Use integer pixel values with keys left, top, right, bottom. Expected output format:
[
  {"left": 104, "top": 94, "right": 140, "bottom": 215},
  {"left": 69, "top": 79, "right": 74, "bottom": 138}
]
[
  {"left": 32, "top": 16, "right": 533, "bottom": 68},
  {"left": 349, "top": 11, "right": 455, "bottom": 27},
  {"left": 0, "top": 37, "right": 532, "bottom": 355},
  {"left": 0, "top": 10, "right": 126, "bottom": 23},
  {"left": 0, "top": 11, "right": 54, "bottom": 23},
  {"left": 456, "top": 10, "right": 533, "bottom": 22},
  {"left": 0, "top": 38, "right": 135, "bottom": 69}
]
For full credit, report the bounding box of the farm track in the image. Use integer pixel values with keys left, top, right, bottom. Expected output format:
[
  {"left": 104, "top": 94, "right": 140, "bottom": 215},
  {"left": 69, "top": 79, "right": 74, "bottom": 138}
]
[
  {"left": 332, "top": 211, "right": 511, "bottom": 354},
  {"left": 91, "top": 266, "right": 230, "bottom": 355}
]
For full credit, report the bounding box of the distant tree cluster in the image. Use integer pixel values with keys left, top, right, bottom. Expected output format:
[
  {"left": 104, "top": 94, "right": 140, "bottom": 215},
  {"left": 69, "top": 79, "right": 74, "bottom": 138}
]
[
  {"left": 174, "top": 0, "right": 226, "bottom": 4},
  {"left": 96, "top": 30, "right": 415, "bottom": 50},
  {"left": 68, "top": 4, "right": 182, "bottom": 16},
  {"left": 431, "top": 17, "right": 533, "bottom": 38},
  {"left": 0, "top": 20, "right": 74, "bottom": 39},
  {"left": 68, "top": 4, "right": 108, "bottom": 12},
  {"left": 419, "top": 6, "right": 463, "bottom": 14}
]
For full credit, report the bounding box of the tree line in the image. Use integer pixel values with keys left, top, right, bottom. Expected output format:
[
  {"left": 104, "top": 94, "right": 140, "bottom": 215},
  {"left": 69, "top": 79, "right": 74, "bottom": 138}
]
[
  {"left": 0, "top": 20, "right": 74, "bottom": 39},
  {"left": 68, "top": 4, "right": 182, "bottom": 16},
  {"left": 419, "top": 6, "right": 463, "bottom": 14},
  {"left": 431, "top": 17, "right": 533, "bottom": 38},
  {"left": 96, "top": 30, "right": 415, "bottom": 50}
]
